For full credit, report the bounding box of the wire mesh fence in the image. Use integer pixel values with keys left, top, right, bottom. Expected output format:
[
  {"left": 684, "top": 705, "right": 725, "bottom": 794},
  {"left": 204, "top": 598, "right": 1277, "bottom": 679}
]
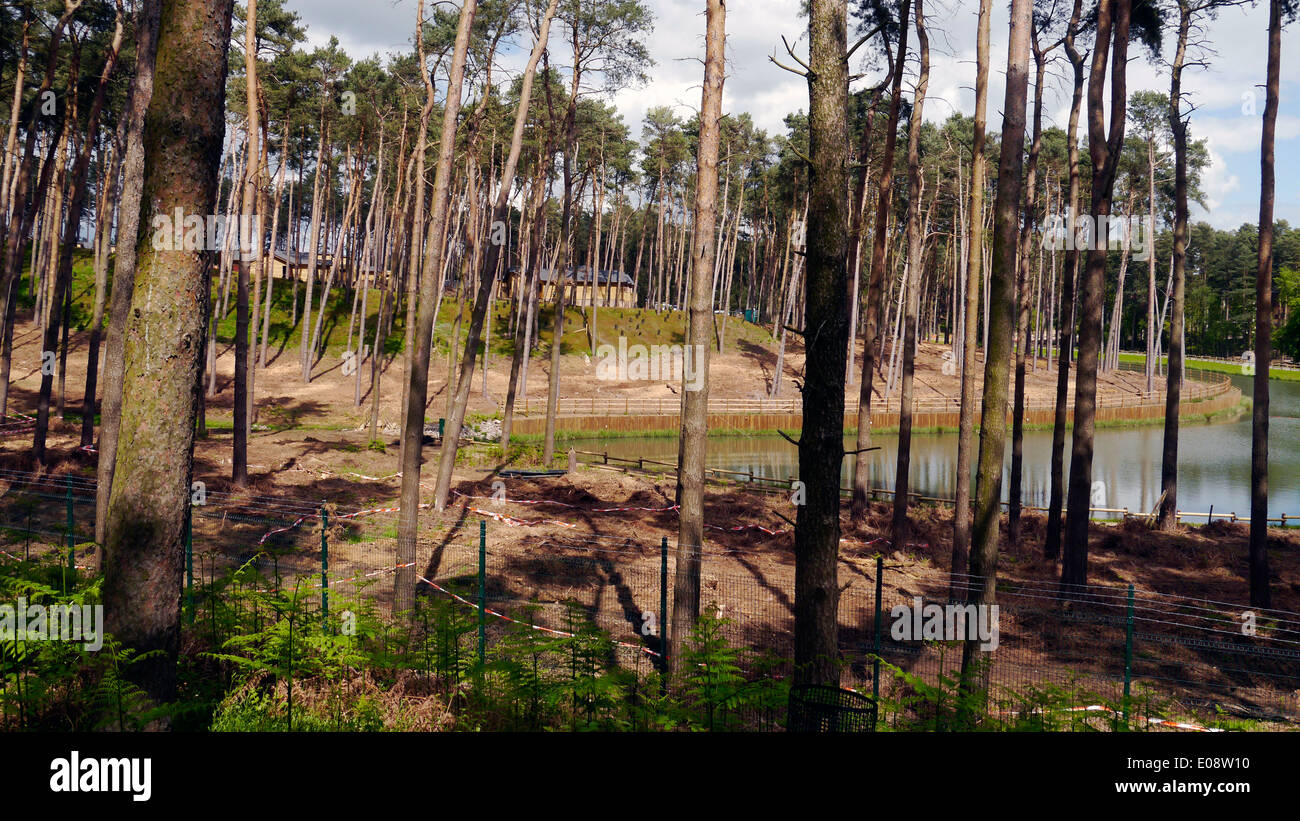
[{"left": 2, "top": 466, "right": 1298, "bottom": 731}]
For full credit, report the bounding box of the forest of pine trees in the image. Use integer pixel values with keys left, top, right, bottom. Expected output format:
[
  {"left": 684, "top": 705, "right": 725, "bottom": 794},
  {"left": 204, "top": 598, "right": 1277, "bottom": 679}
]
[{"left": 0, "top": 0, "right": 1297, "bottom": 744}]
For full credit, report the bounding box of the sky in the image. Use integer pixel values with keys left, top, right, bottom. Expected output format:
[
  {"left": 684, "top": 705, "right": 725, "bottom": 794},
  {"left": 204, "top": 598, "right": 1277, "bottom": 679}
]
[{"left": 284, "top": 0, "right": 1297, "bottom": 230}]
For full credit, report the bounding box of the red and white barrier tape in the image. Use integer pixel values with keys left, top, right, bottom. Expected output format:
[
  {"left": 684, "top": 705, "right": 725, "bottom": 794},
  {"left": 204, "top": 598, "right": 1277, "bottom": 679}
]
[
  {"left": 0, "top": 412, "right": 35, "bottom": 436},
  {"left": 256, "top": 503, "right": 429, "bottom": 545},
  {"left": 469, "top": 506, "right": 578, "bottom": 529},
  {"left": 244, "top": 561, "right": 418, "bottom": 594},
  {"left": 988, "top": 703, "right": 1221, "bottom": 732},
  {"left": 706, "top": 522, "right": 785, "bottom": 536},
  {"left": 294, "top": 462, "right": 421, "bottom": 487},
  {"left": 1061, "top": 704, "right": 1222, "bottom": 733}
]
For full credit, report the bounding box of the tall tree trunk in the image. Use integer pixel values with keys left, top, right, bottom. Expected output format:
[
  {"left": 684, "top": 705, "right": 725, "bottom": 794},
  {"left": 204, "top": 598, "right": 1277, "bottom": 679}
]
[
  {"left": 1249, "top": 0, "right": 1280, "bottom": 608},
  {"left": 1044, "top": 0, "right": 1085, "bottom": 558},
  {"left": 958, "top": 0, "right": 1031, "bottom": 697},
  {"left": 80, "top": 113, "right": 129, "bottom": 447},
  {"left": 792, "top": 0, "right": 850, "bottom": 689},
  {"left": 233, "top": 0, "right": 262, "bottom": 486},
  {"left": 94, "top": 0, "right": 161, "bottom": 548},
  {"left": 1158, "top": 0, "right": 1192, "bottom": 532},
  {"left": 400, "top": 31, "right": 435, "bottom": 442},
  {"left": 260, "top": 124, "right": 289, "bottom": 369},
  {"left": 394, "top": 0, "right": 478, "bottom": 617},
  {"left": 1008, "top": 23, "right": 1048, "bottom": 546},
  {"left": 33, "top": 5, "right": 126, "bottom": 467},
  {"left": 102, "top": 0, "right": 232, "bottom": 707},
  {"left": 1062, "top": 0, "right": 1132, "bottom": 590},
  {"left": 0, "top": 6, "right": 31, "bottom": 227},
  {"left": 433, "top": 0, "right": 560, "bottom": 510},
  {"left": 951, "top": 0, "right": 992, "bottom": 594},
  {"left": 0, "top": 1, "right": 80, "bottom": 419},
  {"left": 1146, "top": 137, "right": 1157, "bottom": 394},
  {"left": 669, "top": 0, "right": 724, "bottom": 672},
  {"left": 850, "top": 0, "right": 909, "bottom": 520},
  {"left": 300, "top": 118, "right": 328, "bottom": 381},
  {"left": 542, "top": 12, "right": 585, "bottom": 467},
  {"left": 892, "top": 0, "right": 929, "bottom": 541},
  {"left": 502, "top": 138, "right": 557, "bottom": 447}
]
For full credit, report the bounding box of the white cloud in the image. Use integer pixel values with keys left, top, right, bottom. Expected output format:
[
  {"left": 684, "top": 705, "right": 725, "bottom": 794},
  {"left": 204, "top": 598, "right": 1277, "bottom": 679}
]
[{"left": 1197, "top": 143, "right": 1239, "bottom": 213}]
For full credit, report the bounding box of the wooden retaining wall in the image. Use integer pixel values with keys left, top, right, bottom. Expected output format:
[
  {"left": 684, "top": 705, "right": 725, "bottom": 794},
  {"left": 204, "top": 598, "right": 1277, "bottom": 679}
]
[{"left": 508, "top": 385, "right": 1243, "bottom": 437}]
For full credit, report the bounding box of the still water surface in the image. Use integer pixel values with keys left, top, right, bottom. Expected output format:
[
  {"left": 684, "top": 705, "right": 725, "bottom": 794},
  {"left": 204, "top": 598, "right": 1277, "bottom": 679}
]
[{"left": 570, "top": 373, "right": 1300, "bottom": 520}]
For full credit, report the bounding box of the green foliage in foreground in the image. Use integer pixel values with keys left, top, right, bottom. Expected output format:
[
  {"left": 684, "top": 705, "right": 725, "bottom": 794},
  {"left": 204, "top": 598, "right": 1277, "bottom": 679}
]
[{"left": 0, "top": 553, "right": 1250, "bottom": 732}]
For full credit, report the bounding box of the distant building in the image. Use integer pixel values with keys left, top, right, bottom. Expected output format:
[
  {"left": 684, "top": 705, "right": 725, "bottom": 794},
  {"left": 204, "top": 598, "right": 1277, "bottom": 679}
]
[
  {"left": 232, "top": 247, "right": 341, "bottom": 280},
  {"left": 520, "top": 265, "right": 637, "bottom": 307}
]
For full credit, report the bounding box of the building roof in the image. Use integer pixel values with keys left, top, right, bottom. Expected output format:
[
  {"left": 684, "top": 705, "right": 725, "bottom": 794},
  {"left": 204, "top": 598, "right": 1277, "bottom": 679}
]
[
  {"left": 233, "top": 247, "right": 331, "bottom": 265},
  {"left": 527, "top": 265, "right": 635, "bottom": 288}
]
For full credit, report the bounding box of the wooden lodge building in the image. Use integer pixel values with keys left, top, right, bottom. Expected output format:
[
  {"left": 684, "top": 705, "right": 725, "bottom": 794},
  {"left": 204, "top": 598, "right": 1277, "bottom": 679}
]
[{"left": 514, "top": 265, "right": 638, "bottom": 307}]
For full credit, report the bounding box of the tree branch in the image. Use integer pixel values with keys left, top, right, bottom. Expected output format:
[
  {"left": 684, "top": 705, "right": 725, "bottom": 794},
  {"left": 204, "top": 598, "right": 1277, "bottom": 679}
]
[
  {"left": 782, "top": 35, "right": 812, "bottom": 72},
  {"left": 768, "top": 54, "right": 807, "bottom": 78},
  {"left": 846, "top": 23, "right": 887, "bottom": 61}
]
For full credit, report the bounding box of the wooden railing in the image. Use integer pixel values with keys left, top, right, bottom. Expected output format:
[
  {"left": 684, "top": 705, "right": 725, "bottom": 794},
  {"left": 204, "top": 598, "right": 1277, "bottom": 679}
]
[{"left": 517, "top": 366, "right": 1234, "bottom": 418}]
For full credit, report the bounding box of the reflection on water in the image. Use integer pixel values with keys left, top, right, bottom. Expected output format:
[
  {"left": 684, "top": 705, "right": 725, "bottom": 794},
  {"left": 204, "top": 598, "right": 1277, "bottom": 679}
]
[{"left": 571, "top": 373, "right": 1300, "bottom": 519}]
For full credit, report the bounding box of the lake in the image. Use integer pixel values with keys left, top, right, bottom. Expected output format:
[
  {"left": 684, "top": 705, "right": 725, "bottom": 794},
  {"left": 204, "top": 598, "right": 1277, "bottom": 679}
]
[{"left": 570, "top": 372, "right": 1300, "bottom": 521}]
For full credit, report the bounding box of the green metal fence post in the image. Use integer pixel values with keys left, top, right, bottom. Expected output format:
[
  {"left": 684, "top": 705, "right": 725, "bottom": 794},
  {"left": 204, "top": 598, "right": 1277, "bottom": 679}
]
[
  {"left": 1123, "top": 584, "right": 1134, "bottom": 728},
  {"left": 185, "top": 506, "right": 194, "bottom": 625},
  {"left": 660, "top": 536, "right": 669, "bottom": 686},
  {"left": 477, "top": 519, "right": 486, "bottom": 665},
  {"left": 873, "top": 555, "right": 883, "bottom": 704},
  {"left": 321, "top": 507, "right": 329, "bottom": 631},
  {"left": 65, "top": 476, "right": 74, "bottom": 591}
]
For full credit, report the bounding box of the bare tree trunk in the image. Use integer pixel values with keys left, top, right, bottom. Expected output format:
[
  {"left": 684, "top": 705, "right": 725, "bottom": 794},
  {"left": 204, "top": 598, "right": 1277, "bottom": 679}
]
[
  {"left": 400, "top": 16, "right": 442, "bottom": 443},
  {"left": 80, "top": 112, "right": 129, "bottom": 447},
  {"left": 543, "top": 15, "right": 586, "bottom": 467},
  {"left": 669, "top": 0, "right": 724, "bottom": 672},
  {"left": 33, "top": 5, "right": 126, "bottom": 467},
  {"left": 1158, "top": 0, "right": 1192, "bottom": 532},
  {"left": 1146, "top": 138, "right": 1157, "bottom": 394},
  {"left": 432, "top": 0, "right": 560, "bottom": 510},
  {"left": 892, "top": 1, "right": 929, "bottom": 541},
  {"left": 260, "top": 124, "right": 289, "bottom": 369},
  {"left": 394, "top": 0, "right": 478, "bottom": 617},
  {"left": 300, "top": 118, "right": 328, "bottom": 381},
  {"left": 792, "top": 0, "right": 850, "bottom": 689},
  {"left": 951, "top": 0, "right": 991, "bottom": 593},
  {"left": 1062, "top": 0, "right": 1132, "bottom": 590},
  {"left": 102, "top": 0, "right": 232, "bottom": 707},
  {"left": 94, "top": 0, "right": 161, "bottom": 548},
  {"left": 502, "top": 140, "right": 557, "bottom": 447},
  {"left": 233, "top": 0, "right": 262, "bottom": 486},
  {"left": 1249, "top": 0, "right": 1280, "bottom": 608},
  {"left": 851, "top": 0, "right": 909, "bottom": 520},
  {"left": 1008, "top": 24, "right": 1049, "bottom": 546},
  {"left": 0, "top": 1, "right": 80, "bottom": 419},
  {"left": 1044, "top": 0, "right": 1085, "bottom": 558},
  {"left": 0, "top": 7, "right": 31, "bottom": 227},
  {"left": 959, "top": 0, "right": 1031, "bottom": 698},
  {"left": 845, "top": 91, "right": 882, "bottom": 388}
]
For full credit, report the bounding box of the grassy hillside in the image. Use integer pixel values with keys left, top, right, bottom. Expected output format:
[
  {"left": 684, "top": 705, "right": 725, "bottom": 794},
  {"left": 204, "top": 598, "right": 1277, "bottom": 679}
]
[{"left": 22, "top": 247, "right": 778, "bottom": 361}]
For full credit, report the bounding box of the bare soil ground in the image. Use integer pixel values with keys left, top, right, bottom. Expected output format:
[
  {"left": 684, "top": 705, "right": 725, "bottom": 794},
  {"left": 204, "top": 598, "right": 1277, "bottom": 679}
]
[
  {"left": 2, "top": 314, "right": 1172, "bottom": 437},
  {"left": 2, "top": 312, "right": 1289, "bottom": 724}
]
